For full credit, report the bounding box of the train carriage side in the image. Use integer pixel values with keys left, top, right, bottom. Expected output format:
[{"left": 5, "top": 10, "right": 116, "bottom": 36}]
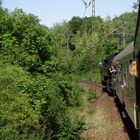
[
  {"left": 134, "top": 3, "right": 140, "bottom": 137},
  {"left": 112, "top": 42, "right": 138, "bottom": 128}
]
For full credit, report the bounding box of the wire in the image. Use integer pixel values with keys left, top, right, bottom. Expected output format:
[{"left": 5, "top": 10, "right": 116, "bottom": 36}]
[
  {"left": 95, "top": 22, "right": 129, "bottom": 45},
  {"left": 82, "top": 0, "right": 87, "bottom": 7},
  {"left": 83, "top": 7, "right": 87, "bottom": 17},
  {"left": 82, "top": 0, "right": 91, "bottom": 17}
]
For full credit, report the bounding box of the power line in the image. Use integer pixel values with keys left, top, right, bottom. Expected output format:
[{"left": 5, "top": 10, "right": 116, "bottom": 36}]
[{"left": 82, "top": 0, "right": 91, "bottom": 17}]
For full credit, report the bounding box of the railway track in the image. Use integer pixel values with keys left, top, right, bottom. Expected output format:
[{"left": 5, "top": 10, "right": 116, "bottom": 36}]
[
  {"left": 79, "top": 80, "right": 102, "bottom": 88},
  {"left": 79, "top": 80, "right": 103, "bottom": 95},
  {"left": 79, "top": 80, "right": 137, "bottom": 140}
]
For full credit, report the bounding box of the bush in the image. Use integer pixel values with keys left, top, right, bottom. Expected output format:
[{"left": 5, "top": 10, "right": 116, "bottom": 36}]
[
  {"left": 20, "top": 74, "right": 84, "bottom": 139},
  {"left": 0, "top": 64, "right": 43, "bottom": 139}
]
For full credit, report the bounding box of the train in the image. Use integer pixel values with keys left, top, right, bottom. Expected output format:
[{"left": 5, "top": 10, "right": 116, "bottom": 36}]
[{"left": 100, "top": 4, "right": 140, "bottom": 139}]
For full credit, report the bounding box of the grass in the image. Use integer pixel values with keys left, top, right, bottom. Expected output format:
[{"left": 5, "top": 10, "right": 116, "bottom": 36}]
[
  {"left": 83, "top": 87, "right": 112, "bottom": 134},
  {"left": 92, "top": 110, "right": 112, "bottom": 134},
  {"left": 68, "top": 77, "right": 113, "bottom": 139},
  {"left": 67, "top": 87, "right": 96, "bottom": 128},
  {"left": 74, "top": 69, "right": 101, "bottom": 83}
]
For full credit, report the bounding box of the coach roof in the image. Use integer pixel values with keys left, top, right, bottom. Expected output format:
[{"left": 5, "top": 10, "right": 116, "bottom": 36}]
[{"left": 112, "top": 42, "right": 134, "bottom": 64}]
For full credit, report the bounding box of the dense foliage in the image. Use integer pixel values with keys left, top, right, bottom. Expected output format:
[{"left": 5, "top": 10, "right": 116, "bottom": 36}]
[
  {"left": 0, "top": 1, "right": 138, "bottom": 139},
  {"left": 0, "top": 7, "right": 85, "bottom": 140}
]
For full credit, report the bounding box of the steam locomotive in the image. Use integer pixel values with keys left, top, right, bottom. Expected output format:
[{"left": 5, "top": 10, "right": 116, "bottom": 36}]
[{"left": 100, "top": 4, "right": 140, "bottom": 139}]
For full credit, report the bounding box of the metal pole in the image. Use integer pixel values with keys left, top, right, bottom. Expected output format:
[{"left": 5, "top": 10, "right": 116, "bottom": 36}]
[
  {"left": 123, "top": 32, "right": 126, "bottom": 48},
  {"left": 92, "top": 0, "right": 95, "bottom": 17},
  {"left": 91, "top": 0, "right": 97, "bottom": 93}
]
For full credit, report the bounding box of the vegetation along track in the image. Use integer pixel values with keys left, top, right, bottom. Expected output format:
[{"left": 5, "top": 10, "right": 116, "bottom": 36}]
[
  {"left": 80, "top": 80, "right": 136, "bottom": 140},
  {"left": 79, "top": 80, "right": 103, "bottom": 97}
]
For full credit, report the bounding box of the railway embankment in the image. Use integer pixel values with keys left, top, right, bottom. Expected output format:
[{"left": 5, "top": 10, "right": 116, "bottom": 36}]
[{"left": 80, "top": 80, "right": 130, "bottom": 140}]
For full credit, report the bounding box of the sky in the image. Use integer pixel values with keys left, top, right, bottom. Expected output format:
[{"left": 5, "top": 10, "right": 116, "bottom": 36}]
[{"left": 2, "top": 0, "right": 137, "bottom": 27}]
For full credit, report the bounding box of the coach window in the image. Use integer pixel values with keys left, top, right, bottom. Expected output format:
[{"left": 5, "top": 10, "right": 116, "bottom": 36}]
[
  {"left": 128, "top": 60, "right": 131, "bottom": 85},
  {"left": 117, "top": 64, "right": 121, "bottom": 74},
  {"left": 123, "top": 62, "right": 127, "bottom": 87},
  {"left": 118, "top": 64, "right": 122, "bottom": 81},
  {"left": 123, "top": 74, "right": 127, "bottom": 87},
  {"left": 125, "top": 62, "right": 128, "bottom": 86}
]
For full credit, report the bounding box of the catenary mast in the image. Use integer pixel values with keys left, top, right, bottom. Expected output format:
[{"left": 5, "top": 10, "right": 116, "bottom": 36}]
[{"left": 92, "top": 0, "right": 95, "bottom": 17}]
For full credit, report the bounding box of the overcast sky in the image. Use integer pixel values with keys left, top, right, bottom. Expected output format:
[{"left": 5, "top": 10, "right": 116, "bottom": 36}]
[{"left": 2, "top": 0, "right": 137, "bottom": 27}]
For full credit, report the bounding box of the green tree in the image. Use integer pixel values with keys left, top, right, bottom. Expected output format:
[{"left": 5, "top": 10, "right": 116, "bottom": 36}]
[
  {"left": 69, "top": 16, "right": 83, "bottom": 34},
  {"left": 132, "top": 0, "right": 140, "bottom": 12}
]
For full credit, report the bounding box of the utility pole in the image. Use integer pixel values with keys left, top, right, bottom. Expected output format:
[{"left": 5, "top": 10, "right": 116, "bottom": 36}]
[
  {"left": 91, "top": 0, "right": 95, "bottom": 32},
  {"left": 123, "top": 32, "right": 126, "bottom": 48},
  {"left": 91, "top": 0, "right": 97, "bottom": 87},
  {"left": 92, "top": 0, "right": 95, "bottom": 17},
  {"left": 91, "top": 0, "right": 95, "bottom": 33}
]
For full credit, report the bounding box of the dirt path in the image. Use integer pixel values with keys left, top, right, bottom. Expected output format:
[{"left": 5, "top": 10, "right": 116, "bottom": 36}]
[{"left": 80, "top": 80, "right": 130, "bottom": 140}]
